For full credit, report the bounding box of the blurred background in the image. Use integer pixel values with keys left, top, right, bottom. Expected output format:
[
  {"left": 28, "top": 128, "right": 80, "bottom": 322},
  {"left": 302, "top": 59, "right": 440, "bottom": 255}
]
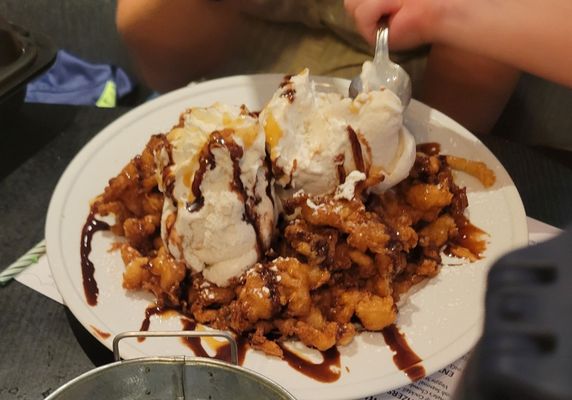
[
  {"left": 2, "top": 0, "right": 571, "bottom": 165},
  {"left": 1, "top": 2, "right": 571, "bottom": 399}
]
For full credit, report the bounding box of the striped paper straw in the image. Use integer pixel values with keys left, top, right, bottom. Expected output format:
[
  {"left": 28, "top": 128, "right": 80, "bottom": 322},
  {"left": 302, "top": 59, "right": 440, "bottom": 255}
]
[{"left": 0, "top": 239, "right": 46, "bottom": 286}]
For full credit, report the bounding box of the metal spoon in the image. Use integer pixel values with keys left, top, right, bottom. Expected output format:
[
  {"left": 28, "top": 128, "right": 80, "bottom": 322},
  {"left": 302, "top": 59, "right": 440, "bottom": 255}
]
[{"left": 349, "top": 22, "right": 412, "bottom": 107}]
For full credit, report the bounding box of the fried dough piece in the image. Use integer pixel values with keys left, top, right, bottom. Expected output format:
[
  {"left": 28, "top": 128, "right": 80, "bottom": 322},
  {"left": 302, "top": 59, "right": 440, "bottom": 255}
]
[
  {"left": 123, "top": 214, "right": 161, "bottom": 252},
  {"left": 419, "top": 215, "right": 458, "bottom": 248},
  {"left": 355, "top": 293, "right": 396, "bottom": 331},
  {"left": 405, "top": 183, "right": 453, "bottom": 211},
  {"left": 275, "top": 259, "right": 329, "bottom": 317},
  {"left": 446, "top": 155, "right": 496, "bottom": 188},
  {"left": 276, "top": 311, "right": 353, "bottom": 352},
  {"left": 148, "top": 246, "right": 186, "bottom": 295},
  {"left": 92, "top": 134, "right": 168, "bottom": 236},
  {"left": 120, "top": 244, "right": 151, "bottom": 290},
  {"left": 250, "top": 323, "right": 283, "bottom": 357},
  {"left": 298, "top": 198, "right": 391, "bottom": 254},
  {"left": 284, "top": 220, "right": 338, "bottom": 266},
  {"left": 230, "top": 266, "right": 278, "bottom": 333},
  {"left": 119, "top": 243, "right": 185, "bottom": 305}
]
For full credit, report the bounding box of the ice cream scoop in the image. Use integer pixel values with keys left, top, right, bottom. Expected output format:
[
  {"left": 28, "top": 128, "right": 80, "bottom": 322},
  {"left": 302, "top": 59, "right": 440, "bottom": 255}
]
[
  {"left": 156, "top": 103, "right": 275, "bottom": 286},
  {"left": 260, "top": 69, "right": 415, "bottom": 199}
]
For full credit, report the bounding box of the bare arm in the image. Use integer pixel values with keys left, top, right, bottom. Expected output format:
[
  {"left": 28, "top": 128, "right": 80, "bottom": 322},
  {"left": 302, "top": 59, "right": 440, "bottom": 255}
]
[
  {"left": 435, "top": 0, "right": 572, "bottom": 88},
  {"left": 345, "top": 0, "right": 521, "bottom": 134},
  {"left": 116, "top": 0, "right": 243, "bottom": 92},
  {"left": 420, "top": 45, "right": 520, "bottom": 135},
  {"left": 345, "top": 0, "right": 572, "bottom": 88}
]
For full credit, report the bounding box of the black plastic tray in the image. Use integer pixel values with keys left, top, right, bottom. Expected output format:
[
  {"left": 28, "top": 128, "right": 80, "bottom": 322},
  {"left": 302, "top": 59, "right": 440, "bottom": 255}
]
[{"left": 0, "top": 15, "right": 57, "bottom": 113}]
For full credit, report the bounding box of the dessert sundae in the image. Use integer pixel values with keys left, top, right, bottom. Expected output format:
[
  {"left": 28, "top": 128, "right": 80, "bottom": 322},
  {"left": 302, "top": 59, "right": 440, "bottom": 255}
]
[{"left": 88, "top": 68, "right": 494, "bottom": 358}]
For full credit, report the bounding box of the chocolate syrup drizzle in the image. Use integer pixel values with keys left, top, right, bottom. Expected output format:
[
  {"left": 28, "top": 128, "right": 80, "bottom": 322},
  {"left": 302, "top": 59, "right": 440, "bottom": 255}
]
[
  {"left": 136, "top": 306, "right": 246, "bottom": 364},
  {"left": 80, "top": 211, "right": 110, "bottom": 306},
  {"left": 279, "top": 344, "right": 341, "bottom": 383},
  {"left": 445, "top": 215, "right": 487, "bottom": 259},
  {"left": 347, "top": 126, "right": 365, "bottom": 173},
  {"left": 187, "top": 133, "right": 217, "bottom": 212},
  {"left": 264, "top": 150, "right": 275, "bottom": 207},
  {"left": 278, "top": 74, "right": 296, "bottom": 103},
  {"left": 279, "top": 74, "right": 293, "bottom": 88},
  {"left": 186, "top": 130, "right": 265, "bottom": 256},
  {"left": 334, "top": 154, "right": 346, "bottom": 184},
  {"left": 240, "top": 104, "right": 260, "bottom": 119},
  {"left": 137, "top": 308, "right": 424, "bottom": 382},
  {"left": 416, "top": 142, "right": 441, "bottom": 156},
  {"left": 138, "top": 305, "right": 169, "bottom": 339},
  {"left": 180, "top": 319, "right": 249, "bottom": 365},
  {"left": 90, "top": 325, "right": 111, "bottom": 339},
  {"left": 281, "top": 88, "right": 296, "bottom": 103},
  {"left": 382, "top": 324, "right": 426, "bottom": 381},
  {"left": 138, "top": 305, "right": 341, "bottom": 382}
]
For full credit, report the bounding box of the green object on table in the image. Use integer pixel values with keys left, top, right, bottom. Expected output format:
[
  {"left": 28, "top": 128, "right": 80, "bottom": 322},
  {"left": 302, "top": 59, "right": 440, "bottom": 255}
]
[
  {"left": 0, "top": 240, "right": 46, "bottom": 286},
  {"left": 96, "top": 80, "right": 117, "bottom": 108}
]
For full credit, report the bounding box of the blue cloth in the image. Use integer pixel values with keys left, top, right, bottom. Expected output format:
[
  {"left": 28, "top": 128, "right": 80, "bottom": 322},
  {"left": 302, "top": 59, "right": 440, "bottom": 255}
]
[{"left": 25, "top": 50, "right": 134, "bottom": 106}]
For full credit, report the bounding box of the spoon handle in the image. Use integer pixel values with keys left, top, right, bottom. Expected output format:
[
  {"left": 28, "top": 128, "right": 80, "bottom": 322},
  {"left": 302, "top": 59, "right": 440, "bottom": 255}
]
[{"left": 373, "top": 20, "right": 390, "bottom": 64}]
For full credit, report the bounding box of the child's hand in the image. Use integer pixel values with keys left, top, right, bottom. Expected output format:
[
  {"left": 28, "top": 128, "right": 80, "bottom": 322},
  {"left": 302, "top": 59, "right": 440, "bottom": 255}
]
[{"left": 344, "top": 0, "right": 443, "bottom": 50}]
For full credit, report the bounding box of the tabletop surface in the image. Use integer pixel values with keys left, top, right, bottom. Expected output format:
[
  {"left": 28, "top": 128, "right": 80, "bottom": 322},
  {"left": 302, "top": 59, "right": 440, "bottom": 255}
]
[{"left": 1, "top": 103, "right": 571, "bottom": 399}]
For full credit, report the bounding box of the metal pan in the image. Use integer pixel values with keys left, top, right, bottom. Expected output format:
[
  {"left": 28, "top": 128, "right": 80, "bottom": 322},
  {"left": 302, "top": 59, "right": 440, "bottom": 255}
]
[{"left": 46, "top": 331, "right": 296, "bottom": 400}]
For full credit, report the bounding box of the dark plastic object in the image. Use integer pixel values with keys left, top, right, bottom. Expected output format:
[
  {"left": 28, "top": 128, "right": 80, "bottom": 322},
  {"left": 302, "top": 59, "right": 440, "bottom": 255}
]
[
  {"left": 0, "top": 15, "right": 57, "bottom": 117},
  {"left": 454, "top": 227, "right": 572, "bottom": 400}
]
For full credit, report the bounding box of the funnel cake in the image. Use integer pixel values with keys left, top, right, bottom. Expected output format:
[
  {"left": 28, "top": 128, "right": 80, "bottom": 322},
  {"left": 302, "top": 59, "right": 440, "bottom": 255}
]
[{"left": 91, "top": 119, "right": 493, "bottom": 357}]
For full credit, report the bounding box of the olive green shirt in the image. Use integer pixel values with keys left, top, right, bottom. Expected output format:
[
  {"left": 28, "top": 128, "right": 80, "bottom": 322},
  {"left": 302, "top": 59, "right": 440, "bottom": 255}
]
[{"left": 214, "top": 0, "right": 427, "bottom": 93}]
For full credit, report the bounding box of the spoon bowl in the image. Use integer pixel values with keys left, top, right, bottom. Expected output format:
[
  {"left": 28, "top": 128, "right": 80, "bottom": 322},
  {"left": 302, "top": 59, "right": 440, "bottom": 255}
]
[{"left": 349, "top": 23, "right": 412, "bottom": 107}]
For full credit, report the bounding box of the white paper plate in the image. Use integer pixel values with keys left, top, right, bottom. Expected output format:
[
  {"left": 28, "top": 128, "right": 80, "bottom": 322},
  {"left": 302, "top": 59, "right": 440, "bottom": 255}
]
[{"left": 46, "top": 74, "right": 528, "bottom": 400}]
